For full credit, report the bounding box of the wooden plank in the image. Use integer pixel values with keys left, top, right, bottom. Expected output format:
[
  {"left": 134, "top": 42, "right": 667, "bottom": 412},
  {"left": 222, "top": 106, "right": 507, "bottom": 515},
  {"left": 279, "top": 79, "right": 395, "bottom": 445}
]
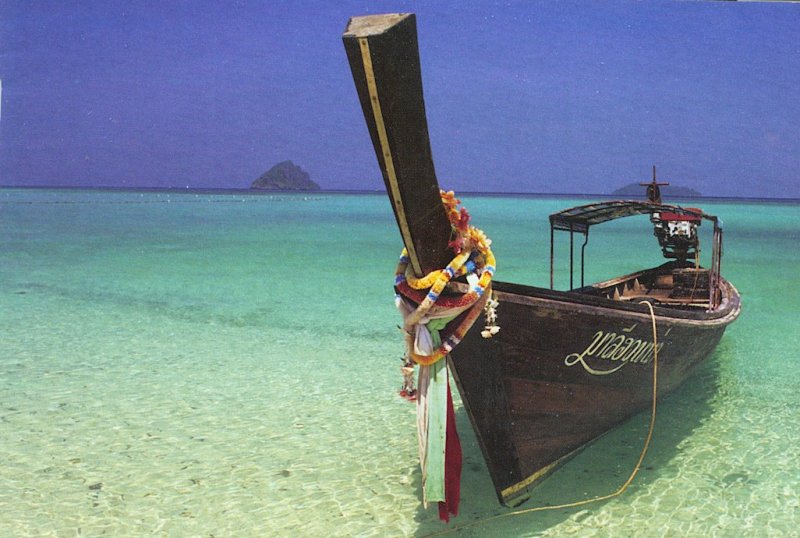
[{"left": 343, "top": 13, "right": 452, "bottom": 276}]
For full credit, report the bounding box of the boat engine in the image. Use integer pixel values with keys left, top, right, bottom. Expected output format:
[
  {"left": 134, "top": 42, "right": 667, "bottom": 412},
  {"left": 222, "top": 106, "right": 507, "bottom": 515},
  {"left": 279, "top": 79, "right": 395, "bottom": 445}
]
[{"left": 651, "top": 210, "right": 702, "bottom": 262}]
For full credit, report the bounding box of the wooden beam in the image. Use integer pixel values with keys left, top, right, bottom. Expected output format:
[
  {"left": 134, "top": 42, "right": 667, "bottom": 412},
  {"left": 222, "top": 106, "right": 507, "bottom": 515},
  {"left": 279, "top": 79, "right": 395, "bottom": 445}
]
[{"left": 343, "top": 13, "right": 452, "bottom": 276}]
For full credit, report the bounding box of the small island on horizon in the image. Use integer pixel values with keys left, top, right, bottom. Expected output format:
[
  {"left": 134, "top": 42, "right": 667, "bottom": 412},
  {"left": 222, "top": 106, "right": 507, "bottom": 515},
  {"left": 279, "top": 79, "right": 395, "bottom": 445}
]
[{"left": 251, "top": 160, "right": 320, "bottom": 191}]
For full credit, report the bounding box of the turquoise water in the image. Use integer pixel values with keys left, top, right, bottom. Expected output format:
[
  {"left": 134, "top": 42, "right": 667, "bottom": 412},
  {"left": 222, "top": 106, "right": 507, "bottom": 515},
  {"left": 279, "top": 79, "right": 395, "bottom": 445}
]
[{"left": 1, "top": 188, "right": 798, "bottom": 536}]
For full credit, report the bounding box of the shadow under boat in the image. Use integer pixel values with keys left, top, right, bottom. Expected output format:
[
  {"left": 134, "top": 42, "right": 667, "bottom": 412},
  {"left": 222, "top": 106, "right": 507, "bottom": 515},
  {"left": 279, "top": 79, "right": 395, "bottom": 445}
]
[{"left": 410, "top": 356, "right": 722, "bottom": 534}]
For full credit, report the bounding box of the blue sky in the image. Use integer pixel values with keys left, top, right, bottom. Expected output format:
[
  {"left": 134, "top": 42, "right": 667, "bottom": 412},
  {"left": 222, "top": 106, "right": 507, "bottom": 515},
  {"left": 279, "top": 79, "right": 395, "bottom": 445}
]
[{"left": 1, "top": 0, "right": 798, "bottom": 197}]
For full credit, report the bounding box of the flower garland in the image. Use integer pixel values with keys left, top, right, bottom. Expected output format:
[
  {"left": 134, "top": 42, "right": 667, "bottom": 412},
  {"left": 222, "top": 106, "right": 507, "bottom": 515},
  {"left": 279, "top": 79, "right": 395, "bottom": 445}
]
[
  {"left": 393, "top": 190, "right": 500, "bottom": 521},
  {"left": 394, "top": 190, "right": 499, "bottom": 366}
]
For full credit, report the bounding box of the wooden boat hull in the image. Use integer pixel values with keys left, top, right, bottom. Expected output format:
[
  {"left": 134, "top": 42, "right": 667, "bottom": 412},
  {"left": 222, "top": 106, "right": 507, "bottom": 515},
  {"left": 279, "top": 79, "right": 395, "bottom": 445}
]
[
  {"left": 343, "top": 13, "right": 742, "bottom": 509},
  {"left": 447, "top": 277, "right": 741, "bottom": 504}
]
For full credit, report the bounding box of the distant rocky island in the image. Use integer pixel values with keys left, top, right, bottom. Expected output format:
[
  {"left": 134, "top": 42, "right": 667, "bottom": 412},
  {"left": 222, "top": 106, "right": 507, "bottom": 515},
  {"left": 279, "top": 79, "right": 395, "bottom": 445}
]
[
  {"left": 251, "top": 161, "right": 320, "bottom": 191},
  {"left": 612, "top": 183, "right": 701, "bottom": 198}
]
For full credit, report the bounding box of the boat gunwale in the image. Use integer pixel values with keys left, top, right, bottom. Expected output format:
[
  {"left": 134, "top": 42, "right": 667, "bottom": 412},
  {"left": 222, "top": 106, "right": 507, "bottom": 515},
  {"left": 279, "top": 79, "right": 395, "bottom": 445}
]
[{"left": 450, "top": 275, "right": 741, "bottom": 326}]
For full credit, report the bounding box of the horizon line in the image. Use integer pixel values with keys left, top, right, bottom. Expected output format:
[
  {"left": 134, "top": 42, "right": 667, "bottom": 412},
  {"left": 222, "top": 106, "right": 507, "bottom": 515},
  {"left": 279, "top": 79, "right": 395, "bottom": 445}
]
[{"left": 2, "top": 184, "right": 799, "bottom": 204}]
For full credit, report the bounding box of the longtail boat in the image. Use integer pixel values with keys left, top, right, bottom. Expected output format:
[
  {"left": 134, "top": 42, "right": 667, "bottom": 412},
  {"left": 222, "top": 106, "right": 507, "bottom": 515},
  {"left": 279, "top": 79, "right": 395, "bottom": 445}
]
[{"left": 342, "top": 13, "right": 741, "bottom": 515}]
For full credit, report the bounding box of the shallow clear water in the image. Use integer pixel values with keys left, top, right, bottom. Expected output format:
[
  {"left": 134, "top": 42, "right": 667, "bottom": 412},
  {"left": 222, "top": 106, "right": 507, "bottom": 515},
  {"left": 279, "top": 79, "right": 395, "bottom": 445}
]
[{"left": 1, "top": 189, "right": 798, "bottom": 536}]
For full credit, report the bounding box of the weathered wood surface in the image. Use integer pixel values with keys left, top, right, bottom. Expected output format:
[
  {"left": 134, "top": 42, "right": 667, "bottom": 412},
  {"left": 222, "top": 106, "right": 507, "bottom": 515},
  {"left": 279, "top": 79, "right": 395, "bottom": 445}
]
[
  {"left": 448, "top": 278, "right": 740, "bottom": 503},
  {"left": 343, "top": 14, "right": 452, "bottom": 276}
]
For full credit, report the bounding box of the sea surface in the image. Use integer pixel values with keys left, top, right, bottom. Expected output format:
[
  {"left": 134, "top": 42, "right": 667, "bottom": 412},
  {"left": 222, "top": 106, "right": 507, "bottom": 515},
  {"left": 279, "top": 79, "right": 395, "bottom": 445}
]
[{"left": 1, "top": 188, "right": 798, "bottom": 537}]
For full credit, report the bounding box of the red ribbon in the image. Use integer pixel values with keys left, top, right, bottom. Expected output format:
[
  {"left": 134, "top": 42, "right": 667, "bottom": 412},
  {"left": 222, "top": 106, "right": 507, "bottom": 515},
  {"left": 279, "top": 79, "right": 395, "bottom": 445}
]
[{"left": 438, "top": 382, "right": 462, "bottom": 522}]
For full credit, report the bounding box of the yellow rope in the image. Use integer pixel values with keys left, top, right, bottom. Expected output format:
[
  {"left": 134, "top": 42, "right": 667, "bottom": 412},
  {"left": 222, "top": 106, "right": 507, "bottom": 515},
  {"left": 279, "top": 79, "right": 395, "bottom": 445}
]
[{"left": 423, "top": 300, "right": 660, "bottom": 537}]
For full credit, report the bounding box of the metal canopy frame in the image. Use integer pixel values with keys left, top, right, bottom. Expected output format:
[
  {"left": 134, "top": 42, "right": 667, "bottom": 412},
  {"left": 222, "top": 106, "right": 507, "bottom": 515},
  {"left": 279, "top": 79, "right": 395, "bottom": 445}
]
[{"left": 548, "top": 200, "right": 723, "bottom": 309}]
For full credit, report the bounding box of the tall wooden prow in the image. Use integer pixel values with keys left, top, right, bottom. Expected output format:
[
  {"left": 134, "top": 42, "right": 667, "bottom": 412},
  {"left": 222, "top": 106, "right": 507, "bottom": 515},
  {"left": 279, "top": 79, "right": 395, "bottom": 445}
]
[{"left": 343, "top": 14, "right": 452, "bottom": 277}]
